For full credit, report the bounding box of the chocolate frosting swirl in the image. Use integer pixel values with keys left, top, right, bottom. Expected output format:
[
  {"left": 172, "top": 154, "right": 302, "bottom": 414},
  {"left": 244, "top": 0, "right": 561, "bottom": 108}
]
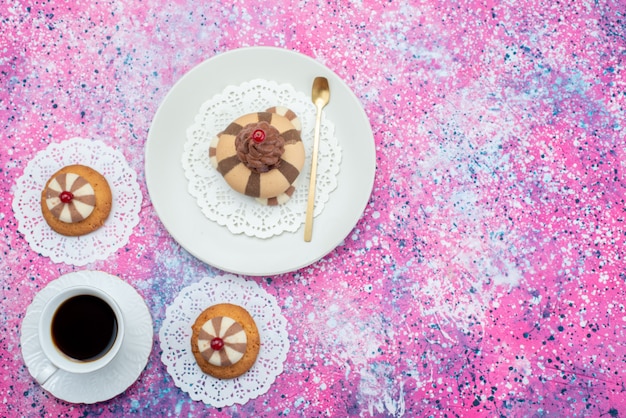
[{"left": 235, "top": 121, "right": 285, "bottom": 173}]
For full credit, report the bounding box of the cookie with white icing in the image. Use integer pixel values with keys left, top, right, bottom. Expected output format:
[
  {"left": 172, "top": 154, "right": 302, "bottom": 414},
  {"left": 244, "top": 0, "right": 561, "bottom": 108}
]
[
  {"left": 191, "top": 303, "right": 260, "bottom": 379},
  {"left": 40, "top": 164, "right": 112, "bottom": 236},
  {"left": 209, "top": 107, "right": 305, "bottom": 206}
]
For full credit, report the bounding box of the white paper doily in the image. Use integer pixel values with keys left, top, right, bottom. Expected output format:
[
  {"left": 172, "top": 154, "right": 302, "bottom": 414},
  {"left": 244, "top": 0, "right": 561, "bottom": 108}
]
[
  {"left": 12, "top": 138, "right": 142, "bottom": 265},
  {"left": 183, "top": 79, "right": 342, "bottom": 239},
  {"left": 159, "top": 274, "right": 289, "bottom": 407}
]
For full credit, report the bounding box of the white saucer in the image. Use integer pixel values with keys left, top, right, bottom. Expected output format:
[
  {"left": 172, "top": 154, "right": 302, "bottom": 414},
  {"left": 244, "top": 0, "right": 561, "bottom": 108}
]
[{"left": 20, "top": 271, "right": 153, "bottom": 404}]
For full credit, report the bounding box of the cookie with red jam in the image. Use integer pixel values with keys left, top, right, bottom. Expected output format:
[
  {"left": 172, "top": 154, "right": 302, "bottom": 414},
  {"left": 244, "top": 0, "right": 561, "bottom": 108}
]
[
  {"left": 40, "top": 164, "right": 112, "bottom": 236},
  {"left": 209, "top": 106, "right": 305, "bottom": 206},
  {"left": 190, "top": 303, "right": 260, "bottom": 379}
]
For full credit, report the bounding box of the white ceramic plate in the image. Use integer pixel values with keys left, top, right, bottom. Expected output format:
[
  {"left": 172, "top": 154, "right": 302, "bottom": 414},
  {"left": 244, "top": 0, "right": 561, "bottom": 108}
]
[
  {"left": 21, "top": 271, "right": 153, "bottom": 404},
  {"left": 145, "top": 47, "right": 375, "bottom": 276}
]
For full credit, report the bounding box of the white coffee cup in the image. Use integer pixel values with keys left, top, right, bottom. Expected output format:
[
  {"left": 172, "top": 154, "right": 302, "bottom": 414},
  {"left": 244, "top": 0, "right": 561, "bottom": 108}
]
[{"left": 35, "top": 285, "right": 125, "bottom": 385}]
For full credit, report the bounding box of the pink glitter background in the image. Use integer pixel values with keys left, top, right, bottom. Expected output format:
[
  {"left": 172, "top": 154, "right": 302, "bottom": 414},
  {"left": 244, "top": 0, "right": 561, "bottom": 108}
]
[{"left": 1, "top": 0, "right": 625, "bottom": 416}]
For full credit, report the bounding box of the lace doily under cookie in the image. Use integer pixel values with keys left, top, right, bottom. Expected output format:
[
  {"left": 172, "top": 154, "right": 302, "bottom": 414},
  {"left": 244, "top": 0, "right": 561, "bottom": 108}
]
[
  {"left": 183, "top": 79, "right": 342, "bottom": 239},
  {"left": 159, "top": 275, "right": 289, "bottom": 407},
  {"left": 12, "top": 138, "right": 142, "bottom": 266}
]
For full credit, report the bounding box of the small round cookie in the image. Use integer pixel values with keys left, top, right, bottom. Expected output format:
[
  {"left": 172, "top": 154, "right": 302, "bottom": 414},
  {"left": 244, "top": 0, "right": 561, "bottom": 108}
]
[
  {"left": 209, "top": 108, "right": 305, "bottom": 206},
  {"left": 40, "top": 164, "right": 112, "bottom": 236},
  {"left": 190, "top": 303, "right": 260, "bottom": 379}
]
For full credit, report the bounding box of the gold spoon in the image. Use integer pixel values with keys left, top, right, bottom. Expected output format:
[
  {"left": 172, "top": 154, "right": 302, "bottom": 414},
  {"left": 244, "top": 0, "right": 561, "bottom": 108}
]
[{"left": 304, "top": 76, "right": 330, "bottom": 242}]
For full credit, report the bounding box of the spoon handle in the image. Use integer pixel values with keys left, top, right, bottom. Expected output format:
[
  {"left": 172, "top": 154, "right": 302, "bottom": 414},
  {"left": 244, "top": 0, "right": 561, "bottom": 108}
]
[{"left": 304, "top": 104, "right": 323, "bottom": 242}]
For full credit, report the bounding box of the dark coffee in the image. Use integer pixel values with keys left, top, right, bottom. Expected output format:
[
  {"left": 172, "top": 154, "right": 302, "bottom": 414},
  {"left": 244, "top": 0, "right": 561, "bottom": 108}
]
[{"left": 51, "top": 294, "right": 118, "bottom": 361}]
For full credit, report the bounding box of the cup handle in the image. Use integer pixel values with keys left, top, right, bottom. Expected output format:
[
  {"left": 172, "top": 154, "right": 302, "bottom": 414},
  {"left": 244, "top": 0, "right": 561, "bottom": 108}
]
[{"left": 35, "top": 362, "right": 58, "bottom": 385}]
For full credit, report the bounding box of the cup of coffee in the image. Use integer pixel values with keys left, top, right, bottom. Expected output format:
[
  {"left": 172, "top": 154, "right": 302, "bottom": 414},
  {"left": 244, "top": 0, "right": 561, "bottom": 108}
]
[{"left": 35, "top": 285, "right": 125, "bottom": 384}]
